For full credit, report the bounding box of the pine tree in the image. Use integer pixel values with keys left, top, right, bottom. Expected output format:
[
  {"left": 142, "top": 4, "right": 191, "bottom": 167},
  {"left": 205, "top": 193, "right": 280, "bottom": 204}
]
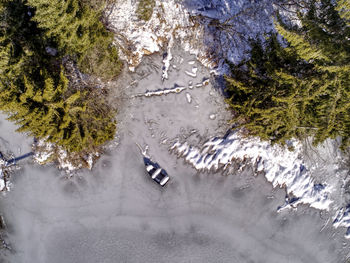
[
  {"left": 336, "top": 0, "right": 350, "bottom": 25},
  {"left": 27, "top": 0, "right": 99, "bottom": 55},
  {"left": 0, "top": 68, "right": 116, "bottom": 152},
  {"left": 27, "top": 0, "right": 122, "bottom": 79},
  {"left": 226, "top": 0, "right": 350, "bottom": 149},
  {"left": 0, "top": 0, "right": 119, "bottom": 153}
]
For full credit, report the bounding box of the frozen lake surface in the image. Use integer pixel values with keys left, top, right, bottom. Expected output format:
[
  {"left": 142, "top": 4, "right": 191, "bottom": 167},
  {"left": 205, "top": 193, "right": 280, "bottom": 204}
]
[{"left": 0, "top": 47, "right": 349, "bottom": 262}]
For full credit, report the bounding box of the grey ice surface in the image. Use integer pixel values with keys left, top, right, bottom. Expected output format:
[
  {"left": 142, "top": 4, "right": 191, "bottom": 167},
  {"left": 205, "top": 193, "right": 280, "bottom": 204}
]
[
  {"left": 0, "top": 47, "right": 349, "bottom": 263},
  {"left": 0, "top": 115, "right": 32, "bottom": 156}
]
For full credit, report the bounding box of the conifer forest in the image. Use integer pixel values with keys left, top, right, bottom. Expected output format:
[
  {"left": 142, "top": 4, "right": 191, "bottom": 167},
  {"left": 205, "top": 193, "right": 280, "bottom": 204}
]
[
  {"left": 226, "top": 0, "right": 350, "bottom": 150},
  {"left": 0, "top": 0, "right": 121, "bottom": 153}
]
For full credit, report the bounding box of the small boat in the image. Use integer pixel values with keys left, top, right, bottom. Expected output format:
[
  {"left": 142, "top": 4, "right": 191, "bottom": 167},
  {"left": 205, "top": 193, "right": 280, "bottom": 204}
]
[{"left": 143, "top": 157, "right": 170, "bottom": 186}]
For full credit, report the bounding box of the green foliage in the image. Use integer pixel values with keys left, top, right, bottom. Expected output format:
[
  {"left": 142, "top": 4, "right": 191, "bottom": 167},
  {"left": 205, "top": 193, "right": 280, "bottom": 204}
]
[
  {"left": 0, "top": 66, "right": 116, "bottom": 152},
  {"left": 336, "top": 0, "right": 350, "bottom": 25},
  {"left": 0, "top": 0, "right": 119, "bottom": 152},
  {"left": 136, "top": 0, "right": 155, "bottom": 21},
  {"left": 226, "top": 0, "right": 350, "bottom": 149},
  {"left": 79, "top": 39, "right": 122, "bottom": 80},
  {"left": 0, "top": 0, "right": 46, "bottom": 80},
  {"left": 27, "top": 0, "right": 122, "bottom": 79}
]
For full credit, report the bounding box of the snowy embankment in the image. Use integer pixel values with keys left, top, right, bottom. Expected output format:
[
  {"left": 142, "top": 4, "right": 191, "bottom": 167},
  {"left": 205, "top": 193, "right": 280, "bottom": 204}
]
[
  {"left": 33, "top": 139, "right": 98, "bottom": 172},
  {"left": 171, "top": 130, "right": 350, "bottom": 238},
  {"left": 109, "top": 0, "right": 275, "bottom": 75},
  {"left": 171, "top": 130, "right": 332, "bottom": 211},
  {"left": 334, "top": 206, "right": 350, "bottom": 239}
]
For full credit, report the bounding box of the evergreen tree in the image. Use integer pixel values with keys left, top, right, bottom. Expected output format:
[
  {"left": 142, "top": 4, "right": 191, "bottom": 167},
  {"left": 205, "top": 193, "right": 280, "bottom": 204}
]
[
  {"left": 0, "top": 0, "right": 119, "bottom": 153},
  {"left": 27, "top": 0, "right": 122, "bottom": 79},
  {"left": 0, "top": 0, "right": 45, "bottom": 81},
  {"left": 336, "top": 0, "right": 350, "bottom": 25},
  {"left": 0, "top": 67, "right": 116, "bottom": 152},
  {"left": 226, "top": 0, "right": 350, "bottom": 149}
]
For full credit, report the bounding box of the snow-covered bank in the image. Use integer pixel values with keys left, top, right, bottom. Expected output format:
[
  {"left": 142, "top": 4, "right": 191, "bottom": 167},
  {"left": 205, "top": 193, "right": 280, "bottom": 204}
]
[
  {"left": 171, "top": 130, "right": 332, "bottom": 210},
  {"left": 171, "top": 130, "right": 350, "bottom": 238},
  {"left": 109, "top": 0, "right": 196, "bottom": 73},
  {"left": 334, "top": 206, "right": 350, "bottom": 239},
  {"left": 33, "top": 139, "right": 99, "bottom": 172},
  {"left": 109, "top": 0, "right": 275, "bottom": 74}
]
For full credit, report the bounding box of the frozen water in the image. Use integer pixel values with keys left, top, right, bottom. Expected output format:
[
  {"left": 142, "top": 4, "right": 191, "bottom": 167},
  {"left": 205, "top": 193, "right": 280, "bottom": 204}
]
[
  {"left": 0, "top": 47, "right": 349, "bottom": 262},
  {"left": 0, "top": 114, "right": 32, "bottom": 155},
  {"left": 0, "top": 115, "right": 33, "bottom": 191}
]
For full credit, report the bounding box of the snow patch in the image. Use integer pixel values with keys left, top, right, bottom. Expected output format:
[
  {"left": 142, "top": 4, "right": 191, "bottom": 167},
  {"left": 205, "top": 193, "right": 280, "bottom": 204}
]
[
  {"left": 186, "top": 92, "right": 192, "bottom": 103},
  {"left": 133, "top": 85, "right": 186, "bottom": 98},
  {"left": 171, "top": 130, "right": 332, "bottom": 211},
  {"left": 162, "top": 36, "right": 174, "bottom": 80},
  {"left": 109, "top": 0, "right": 195, "bottom": 71},
  {"left": 333, "top": 205, "right": 350, "bottom": 239},
  {"left": 109, "top": 0, "right": 277, "bottom": 73},
  {"left": 0, "top": 159, "right": 6, "bottom": 191},
  {"left": 34, "top": 139, "right": 98, "bottom": 172},
  {"left": 185, "top": 66, "right": 198, "bottom": 78},
  {"left": 33, "top": 140, "right": 54, "bottom": 163},
  {"left": 185, "top": 70, "right": 196, "bottom": 78}
]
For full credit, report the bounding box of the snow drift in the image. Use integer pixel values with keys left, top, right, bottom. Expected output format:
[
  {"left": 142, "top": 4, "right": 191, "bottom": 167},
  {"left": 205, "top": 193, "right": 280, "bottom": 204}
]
[{"left": 171, "top": 130, "right": 332, "bottom": 211}]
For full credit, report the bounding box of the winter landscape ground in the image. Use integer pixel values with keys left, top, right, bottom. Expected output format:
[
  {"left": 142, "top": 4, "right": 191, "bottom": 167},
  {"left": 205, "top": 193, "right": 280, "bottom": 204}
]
[
  {"left": 0, "top": 0, "right": 350, "bottom": 262},
  {"left": 0, "top": 46, "right": 349, "bottom": 262}
]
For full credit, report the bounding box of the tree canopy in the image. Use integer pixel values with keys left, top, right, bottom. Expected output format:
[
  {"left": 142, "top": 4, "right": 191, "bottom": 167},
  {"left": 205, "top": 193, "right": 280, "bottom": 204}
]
[
  {"left": 0, "top": 0, "right": 121, "bottom": 152},
  {"left": 225, "top": 0, "right": 350, "bottom": 149}
]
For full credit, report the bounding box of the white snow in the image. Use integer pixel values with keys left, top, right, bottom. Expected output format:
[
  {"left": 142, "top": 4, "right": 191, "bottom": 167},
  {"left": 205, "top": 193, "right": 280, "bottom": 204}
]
[
  {"left": 185, "top": 66, "right": 198, "bottom": 77},
  {"left": 333, "top": 206, "right": 350, "bottom": 239},
  {"left": 56, "top": 149, "right": 80, "bottom": 172},
  {"left": 185, "top": 70, "right": 197, "bottom": 78},
  {"left": 186, "top": 92, "right": 192, "bottom": 103},
  {"left": 0, "top": 156, "right": 21, "bottom": 192},
  {"left": 86, "top": 154, "right": 94, "bottom": 170},
  {"left": 171, "top": 130, "right": 332, "bottom": 211},
  {"left": 109, "top": 0, "right": 195, "bottom": 71},
  {"left": 162, "top": 36, "right": 174, "bottom": 80},
  {"left": 109, "top": 0, "right": 277, "bottom": 73},
  {"left": 0, "top": 159, "right": 6, "bottom": 191},
  {"left": 209, "top": 114, "right": 216, "bottom": 120},
  {"left": 33, "top": 139, "right": 54, "bottom": 163},
  {"left": 33, "top": 139, "right": 97, "bottom": 172},
  {"left": 170, "top": 121, "right": 350, "bottom": 238},
  {"left": 133, "top": 85, "right": 187, "bottom": 98}
]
